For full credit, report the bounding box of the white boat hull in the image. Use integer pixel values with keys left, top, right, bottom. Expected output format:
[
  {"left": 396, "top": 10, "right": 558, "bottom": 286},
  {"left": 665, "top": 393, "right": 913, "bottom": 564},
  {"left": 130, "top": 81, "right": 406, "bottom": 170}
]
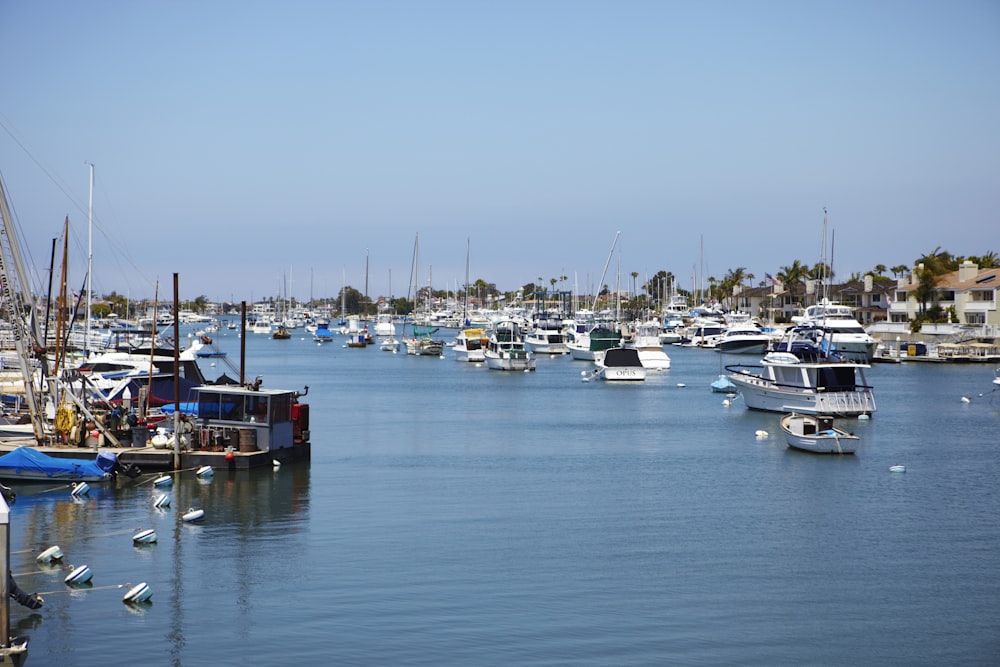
[
  {"left": 485, "top": 352, "right": 536, "bottom": 371},
  {"left": 728, "top": 373, "right": 875, "bottom": 417},
  {"left": 780, "top": 413, "right": 859, "bottom": 454}
]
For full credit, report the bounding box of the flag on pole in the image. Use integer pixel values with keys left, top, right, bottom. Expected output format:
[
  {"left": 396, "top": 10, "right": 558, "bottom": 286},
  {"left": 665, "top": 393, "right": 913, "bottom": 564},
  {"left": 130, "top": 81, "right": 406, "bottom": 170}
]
[{"left": 764, "top": 273, "right": 775, "bottom": 286}]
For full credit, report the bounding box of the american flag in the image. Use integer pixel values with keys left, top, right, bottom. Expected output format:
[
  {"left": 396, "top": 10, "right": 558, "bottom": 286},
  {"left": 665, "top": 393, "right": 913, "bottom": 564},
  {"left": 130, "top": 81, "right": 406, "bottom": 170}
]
[{"left": 764, "top": 273, "right": 775, "bottom": 286}]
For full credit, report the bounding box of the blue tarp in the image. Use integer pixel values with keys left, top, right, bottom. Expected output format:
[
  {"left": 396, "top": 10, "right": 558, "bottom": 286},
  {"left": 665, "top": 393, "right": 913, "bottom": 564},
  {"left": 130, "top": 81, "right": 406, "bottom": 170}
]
[{"left": 0, "top": 447, "right": 113, "bottom": 482}]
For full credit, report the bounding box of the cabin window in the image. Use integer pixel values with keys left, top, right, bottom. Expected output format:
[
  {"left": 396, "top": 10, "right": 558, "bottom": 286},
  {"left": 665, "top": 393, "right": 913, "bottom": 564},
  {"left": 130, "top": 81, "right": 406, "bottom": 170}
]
[{"left": 243, "top": 395, "right": 269, "bottom": 423}]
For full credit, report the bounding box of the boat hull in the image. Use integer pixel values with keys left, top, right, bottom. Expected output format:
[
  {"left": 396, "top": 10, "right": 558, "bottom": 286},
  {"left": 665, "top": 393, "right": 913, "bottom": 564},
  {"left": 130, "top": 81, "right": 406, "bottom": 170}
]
[
  {"left": 780, "top": 413, "right": 859, "bottom": 454},
  {"left": 727, "top": 373, "right": 876, "bottom": 417},
  {"left": 716, "top": 339, "right": 769, "bottom": 355},
  {"left": 484, "top": 353, "right": 536, "bottom": 371}
]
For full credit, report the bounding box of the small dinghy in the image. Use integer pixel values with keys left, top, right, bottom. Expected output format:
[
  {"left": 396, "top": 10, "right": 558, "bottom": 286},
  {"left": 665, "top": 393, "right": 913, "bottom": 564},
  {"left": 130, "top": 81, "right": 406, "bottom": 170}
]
[
  {"left": 37, "top": 545, "right": 64, "bottom": 563},
  {"left": 123, "top": 582, "right": 153, "bottom": 604},
  {"left": 65, "top": 565, "right": 93, "bottom": 585},
  {"left": 780, "top": 413, "right": 859, "bottom": 454},
  {"left": 195, "top": 465, "right": 214, "bottom": 478},
  {"left": 889, "top": 464, "right": 907, "bottom": 473},
  {"left": 153, "top": 493, "right": 171, "bottom": 508},
  {"left": 153, "top": 475, "right": 173, "bottom": 487},
  {"left": 182, "top": 508, "right": 205, "bottom": 522},
  {"left": 70, "top": 482, "right": 91, "bottom": 496},
  {"left": 132, "top": 529, "right": 157, "bottom": 544}
]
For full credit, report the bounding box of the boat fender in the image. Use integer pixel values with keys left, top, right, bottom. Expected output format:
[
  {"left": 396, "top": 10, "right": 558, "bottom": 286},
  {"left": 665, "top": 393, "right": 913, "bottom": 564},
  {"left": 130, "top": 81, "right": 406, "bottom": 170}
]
[
  {"left": 123, "top": 582, "right": 152, "bottom": 604},
  {"left": 37, "top": 546, "right": 63, "bottom": 563},
  {"left": 64, "top": 565, "right": 93, "bottom": 585}
]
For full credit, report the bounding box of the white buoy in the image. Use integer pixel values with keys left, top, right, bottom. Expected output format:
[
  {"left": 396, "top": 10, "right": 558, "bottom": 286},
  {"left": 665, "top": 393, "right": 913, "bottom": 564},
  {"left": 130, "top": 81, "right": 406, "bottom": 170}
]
[
  {"left": 889, "top": 465, "right": 906, "bottom": 473},
  {"left": 123, "top": 582, "right": 153, "bottom": 604},
  {"left": 722, "top": 399, "right": 731, "bottom": 407},
  {"left": 755, "top": 430, "right": 769, "bottom": 439},
  {"left": 182, "top": 508, "right": 205, "bottom": 522},
  {"left": 858, "top": 414, "right": 871, "bottom": 420},
  {"left": 153, "top": 494, "right": 171, "bottom": 508},
  {"left": 153, "top": 475, "right": 173, "bottom": 488},
  {"left": 132, "top": 528, "right": 157, "bottom": 544},
  {"left": 71, "top": 482, "right": 90, "bottom": 496},
  {"left": 960, "top": 396, "right": 971, "bottom": 403},
  {"left": 272, "top": 460, "right": 281, "bottom": 469},
  {"left": 37, "top": 545, "right": 64, "bottom": 563},
  {"left": 677, "top": 383, "right": 686, "bottom": 388},
  {"left": 64, "top": 565, "right": 93, "bottom": 585},
  {"left": 195, "top": 465, "right": 214, "bottom": 478}
]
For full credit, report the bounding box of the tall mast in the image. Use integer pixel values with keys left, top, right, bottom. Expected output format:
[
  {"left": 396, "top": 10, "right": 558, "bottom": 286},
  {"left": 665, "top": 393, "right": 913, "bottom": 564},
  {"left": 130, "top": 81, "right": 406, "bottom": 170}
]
[
  {"left": 591, "top": 231, "right": 620, "bottom": 313},
  {"left": 86, "top": 162, "right": 94, "bottom": 357},
  {"left": 819, "top": 207, "right": 828, "bottom": 304},
  {"left": 0, "top": 175, "right": 48, "bottom": 442}
]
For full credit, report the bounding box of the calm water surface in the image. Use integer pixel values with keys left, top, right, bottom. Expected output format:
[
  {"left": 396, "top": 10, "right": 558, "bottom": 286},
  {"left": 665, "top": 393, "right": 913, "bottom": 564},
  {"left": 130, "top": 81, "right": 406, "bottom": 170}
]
[{"left": 10, "top": 329, "right": 1000, "bottom": 665}]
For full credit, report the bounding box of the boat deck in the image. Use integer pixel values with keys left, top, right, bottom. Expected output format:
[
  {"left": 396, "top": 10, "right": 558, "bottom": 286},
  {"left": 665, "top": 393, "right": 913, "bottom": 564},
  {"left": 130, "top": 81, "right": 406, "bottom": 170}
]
[{"left": 0, "top": 439, "right": 309, "bottom": 472}]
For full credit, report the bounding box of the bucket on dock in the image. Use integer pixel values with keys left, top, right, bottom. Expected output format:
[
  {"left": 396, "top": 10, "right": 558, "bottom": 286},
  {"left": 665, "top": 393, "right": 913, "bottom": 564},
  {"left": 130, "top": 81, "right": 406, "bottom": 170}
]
[{"left": 239, "top": 428, "right": 257, "bottom": 453}]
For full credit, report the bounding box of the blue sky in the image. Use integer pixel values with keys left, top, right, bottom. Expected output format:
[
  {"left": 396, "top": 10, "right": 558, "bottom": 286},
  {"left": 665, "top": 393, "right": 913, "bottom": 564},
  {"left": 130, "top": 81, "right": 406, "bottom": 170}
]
[{"left": 1, "top": 1, "right": 997, "bottom": 304}]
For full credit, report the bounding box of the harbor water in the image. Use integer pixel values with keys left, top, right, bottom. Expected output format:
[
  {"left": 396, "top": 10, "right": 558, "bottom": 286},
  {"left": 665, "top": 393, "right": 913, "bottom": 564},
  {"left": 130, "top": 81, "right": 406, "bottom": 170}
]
[{"left": 9, "top": 329, "right": 1000, "bottom": 665}]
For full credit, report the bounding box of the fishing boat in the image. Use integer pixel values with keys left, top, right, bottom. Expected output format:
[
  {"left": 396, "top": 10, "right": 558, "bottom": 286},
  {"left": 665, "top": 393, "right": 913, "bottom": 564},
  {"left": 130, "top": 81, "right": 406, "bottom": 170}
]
[
  {"left": 484, "top": 320, "right": 536, "bottom": 371},
  {"left": 0, "top": 447, "right": 119, "bottom": 483},
  {"left": 725, "top": 327, "right": 876, "bottom": 417},
  {"left": 594, "top": 346, "right": 646, "bottom": 381},
  {"left": 779, "top": 412, "right": 859, "bottom": 454}
]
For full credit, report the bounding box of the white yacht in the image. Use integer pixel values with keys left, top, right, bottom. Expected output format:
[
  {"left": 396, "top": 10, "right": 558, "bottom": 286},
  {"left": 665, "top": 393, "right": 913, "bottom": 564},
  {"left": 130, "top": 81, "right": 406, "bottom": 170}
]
[
  {"left": 630, "top": 322, "right": 671, "bottom": 370},
  {"left": 792, "top": 300, "right": 876, "bottom": 363},
  {"left": 725, "top": 327, "right": 876, "bottom": 417}
]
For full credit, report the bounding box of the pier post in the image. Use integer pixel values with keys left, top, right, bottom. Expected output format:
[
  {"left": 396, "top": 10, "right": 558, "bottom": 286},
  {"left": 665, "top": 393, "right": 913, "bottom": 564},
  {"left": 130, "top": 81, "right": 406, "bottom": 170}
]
[{"left": 0, "top": 496, "right": 29, "bottom": 665}]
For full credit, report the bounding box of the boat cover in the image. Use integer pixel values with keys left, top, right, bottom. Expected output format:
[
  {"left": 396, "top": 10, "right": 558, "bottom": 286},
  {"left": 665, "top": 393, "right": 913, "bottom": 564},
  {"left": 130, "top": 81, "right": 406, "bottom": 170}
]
[{"left": 0, "top": 447, "right": 111, "bottom": 481}]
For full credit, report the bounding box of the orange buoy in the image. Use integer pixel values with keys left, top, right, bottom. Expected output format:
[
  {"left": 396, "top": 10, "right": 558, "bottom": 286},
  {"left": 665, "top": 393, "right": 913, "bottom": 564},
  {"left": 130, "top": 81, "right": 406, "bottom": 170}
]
[{"left": 225, "top": 450, "right": 235, "bottom": 461}]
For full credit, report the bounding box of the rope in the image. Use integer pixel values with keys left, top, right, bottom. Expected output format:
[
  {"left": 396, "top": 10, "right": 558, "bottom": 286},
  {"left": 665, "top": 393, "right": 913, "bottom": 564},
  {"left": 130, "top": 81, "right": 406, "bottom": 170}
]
[
  {"left": 134, "top": 466, "right": 202, "bottom": 486},
  {"left": 12, "top": 526, "right": 148, "bottom": 554},
  {"left": 35, "top": 583, "right": 131, "bottom": 596}
]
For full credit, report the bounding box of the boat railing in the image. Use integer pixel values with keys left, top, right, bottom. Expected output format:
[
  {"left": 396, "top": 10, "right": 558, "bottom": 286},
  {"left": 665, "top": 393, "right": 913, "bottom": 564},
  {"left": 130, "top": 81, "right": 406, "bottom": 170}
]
[
  {"left": 815, "top": 391, "right": 876, "bottom": 415},
  {"left": 725, "top": 364, "right": 875, "bottom": 392}
]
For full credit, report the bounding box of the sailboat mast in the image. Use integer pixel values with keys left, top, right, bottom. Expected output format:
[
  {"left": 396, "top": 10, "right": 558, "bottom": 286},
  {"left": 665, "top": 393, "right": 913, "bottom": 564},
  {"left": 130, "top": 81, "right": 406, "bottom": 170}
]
[
  {"left": 819, "top": 207, "right": 828, "bottom": 304},
  {"left": 463, "top": 238, "right": 472, "bottom": 324},
  {"left": 86, "top": 162, "right": 94, "bottom": 357},
  {"left": 591, "top": 231, "right": 620, "bottom": 313}
]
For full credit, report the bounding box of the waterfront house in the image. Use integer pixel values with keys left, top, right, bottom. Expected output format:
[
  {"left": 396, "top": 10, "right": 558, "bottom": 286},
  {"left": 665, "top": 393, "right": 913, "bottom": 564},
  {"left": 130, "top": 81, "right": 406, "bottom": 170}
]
[{"left": 889, "top": 261, "right": 1000, "bottom": 327}]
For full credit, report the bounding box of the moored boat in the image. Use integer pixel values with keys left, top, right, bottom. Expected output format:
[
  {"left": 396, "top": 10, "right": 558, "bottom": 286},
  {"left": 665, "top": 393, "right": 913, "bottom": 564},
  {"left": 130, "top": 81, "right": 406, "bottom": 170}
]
[
  {"left": 715, "top": 324, "right": 771, "bottom": 355},
  {"left": 780, "top": 412, "right": 859, "bottom": 454},
  {"left": 630, "top": 323, "right": 671, "bottom": 370},
  {"left": 484, "top": 320, "right": 536, "bottom": 371},
  {"left": 595, "top": 346, "right": 646, "bottom": 381},
  {"left": 453, "top": 327, "right": 488, "bottom": 362},
  {"left": 725, "top": 327, "right": 876, "bottom": 417},
  {"left": 0, "top": 447, "right": 119, "bottom": 483}
]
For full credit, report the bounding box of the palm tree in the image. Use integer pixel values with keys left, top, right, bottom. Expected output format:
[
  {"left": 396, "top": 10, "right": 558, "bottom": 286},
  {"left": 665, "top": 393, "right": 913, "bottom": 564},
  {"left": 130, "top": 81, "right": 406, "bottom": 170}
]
[{"left": 777, "top": 260, "right": 808, "bottom": 305}]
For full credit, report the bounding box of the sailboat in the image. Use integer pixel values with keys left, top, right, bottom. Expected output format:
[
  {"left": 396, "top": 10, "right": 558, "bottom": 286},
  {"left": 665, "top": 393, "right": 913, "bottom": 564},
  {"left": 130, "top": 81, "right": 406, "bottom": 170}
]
[
  {"left": 403, "top": 233, "right": 444, "bottom": 356},
  {"left": 377, "top": 269, "right": 399, "bottom": 352}
]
